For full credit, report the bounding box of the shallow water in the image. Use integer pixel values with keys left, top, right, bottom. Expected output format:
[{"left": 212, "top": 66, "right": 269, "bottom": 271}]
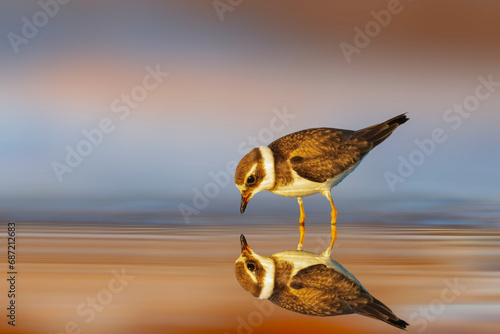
[{"left": 1, "top": 208, "right": 499, "bottom": 334}]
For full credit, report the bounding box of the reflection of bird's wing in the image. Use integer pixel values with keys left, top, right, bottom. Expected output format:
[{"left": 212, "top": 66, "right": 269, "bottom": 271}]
[{"left": 290, "top": 264, "right": 409, "bottom": 329}]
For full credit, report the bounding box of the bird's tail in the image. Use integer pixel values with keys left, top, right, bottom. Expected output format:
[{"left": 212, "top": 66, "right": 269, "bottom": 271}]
[
  {"left": 359, "top": 296, "right": 409, "bottom": 330},
  {"left": 356, "top": 113, "right": 409, "bottom": 150}
]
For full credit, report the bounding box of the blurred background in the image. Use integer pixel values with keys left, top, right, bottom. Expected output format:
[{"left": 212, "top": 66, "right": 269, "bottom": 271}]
[{"left": 0, "top": 1, "right": 499, "bottom": 333}]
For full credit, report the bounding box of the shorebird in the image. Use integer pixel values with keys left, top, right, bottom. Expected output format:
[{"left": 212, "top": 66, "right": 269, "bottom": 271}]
[
  {"left": 235, "top": 114, "right": 408, "bottom": 255},
  {"left": 235, "top": 234, "right": 409, "bottom": 330}
]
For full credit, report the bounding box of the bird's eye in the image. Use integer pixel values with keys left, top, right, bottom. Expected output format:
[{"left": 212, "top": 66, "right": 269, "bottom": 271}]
[
  {"left": 247, "top": 175, "right": 255, "bottom": 184},
  {"left": 247, "top": 262, "right": 255, "bottom": 271}
]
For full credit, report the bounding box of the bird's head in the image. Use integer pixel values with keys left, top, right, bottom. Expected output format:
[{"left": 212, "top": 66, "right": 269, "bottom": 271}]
[
  {"left": 235, "top": 147, "right": 275, "bottom": 214},
  {"left": 235, "top": 234, "right": 275, "bottom": 299}
]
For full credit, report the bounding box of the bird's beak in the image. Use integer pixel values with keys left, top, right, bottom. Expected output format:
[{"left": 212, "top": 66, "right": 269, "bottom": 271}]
[
  {"left": 240, "top": 234, "right": 251, "bottom": 253},
  {"left": 240, "top": 194, "right": 251, "bottom": 214}
]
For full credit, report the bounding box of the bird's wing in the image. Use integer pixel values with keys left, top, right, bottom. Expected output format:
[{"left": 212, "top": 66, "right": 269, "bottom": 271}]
[
  {"left": 284, "top": 129, "right": 368, "bottom": 183},
  {"left": 290, "top": 264, "right": 409, "bottom": 329},
  {"left": 269, "top": 115, "right": 408, "bottom": 183}
]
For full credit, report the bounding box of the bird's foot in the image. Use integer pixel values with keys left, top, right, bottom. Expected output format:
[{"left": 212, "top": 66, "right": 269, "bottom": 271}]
[{"left": 297, "top": 244, "right": 303, "bottom": 251}]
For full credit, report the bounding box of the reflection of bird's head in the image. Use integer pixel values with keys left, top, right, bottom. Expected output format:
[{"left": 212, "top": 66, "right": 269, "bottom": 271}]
[
  {"left": 235, "top": 147, "right": 275, "bottom": 214},
  {"left": 235, "top": 234, "right": 275, "bottom": 299}
]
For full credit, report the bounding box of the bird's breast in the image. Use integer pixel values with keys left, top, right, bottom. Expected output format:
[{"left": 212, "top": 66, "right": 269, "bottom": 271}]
[
  {"left": 270, "top": 179, "right": 323, "bottom": 197},
  {"left": 270, "top": 160, "right": 362, "bottom": 198},
  {"left": 270, "top": 171, "right": 336, "bottom": 198}
]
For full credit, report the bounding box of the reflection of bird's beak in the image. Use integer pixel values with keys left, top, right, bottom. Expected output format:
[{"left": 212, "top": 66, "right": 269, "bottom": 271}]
[
  {"left": 240, "top": 234, "right": 250, "bottom": 253},
  {"left": 240, "top": 194, "right": 251, "bottom": 214}
]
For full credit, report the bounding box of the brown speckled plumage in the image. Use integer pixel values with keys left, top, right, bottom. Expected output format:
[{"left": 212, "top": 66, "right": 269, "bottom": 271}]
[
  {"left": 269, "top": 260, "right": 407, "bottom": 330},
  {"left": 268, "top": 113, "right": 409, "bottom": 186},
  {"left": 268, "top": 260, "right": 362, "bottom": 316},
  {"left": 235, "top": 236, "right": 409, "bottom": 330}
]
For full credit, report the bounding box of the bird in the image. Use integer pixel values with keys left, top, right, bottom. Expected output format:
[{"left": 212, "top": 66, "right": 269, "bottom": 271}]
[
  {"left": 235, "top": 234, "right": 409, "bottom": 330},
  {"left": 235, "top": 113, "right": 409, "bottom": 256}
]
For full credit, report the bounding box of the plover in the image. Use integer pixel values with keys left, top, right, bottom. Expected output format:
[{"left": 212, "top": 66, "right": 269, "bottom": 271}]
[
  {"left": 235, "top": 113, "right": 408, "bottom": 255},
  {"left": 235, "top": 234, "right": 409, "bottom": 329}
]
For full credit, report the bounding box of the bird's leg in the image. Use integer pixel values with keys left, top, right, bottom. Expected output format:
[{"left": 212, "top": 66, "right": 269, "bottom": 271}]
[
  {"left": 322, "top": 191, "right": 337, "bottom": 257},
  {"left": 297, "top": 197, "right": 305, "bottom": 251}
]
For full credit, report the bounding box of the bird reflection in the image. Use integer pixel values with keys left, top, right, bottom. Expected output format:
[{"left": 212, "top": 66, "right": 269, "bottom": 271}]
[{"left": 235, "top": 235, "right": 408, "bottom": 330}]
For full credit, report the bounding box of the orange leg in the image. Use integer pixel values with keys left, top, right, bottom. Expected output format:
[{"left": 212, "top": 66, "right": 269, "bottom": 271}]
[
  {"left": 322, "top": 191, "right": 337, "bottom": 257},
  {"left": 297, "top": 197, "right": 305, "bottom": 251}
]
